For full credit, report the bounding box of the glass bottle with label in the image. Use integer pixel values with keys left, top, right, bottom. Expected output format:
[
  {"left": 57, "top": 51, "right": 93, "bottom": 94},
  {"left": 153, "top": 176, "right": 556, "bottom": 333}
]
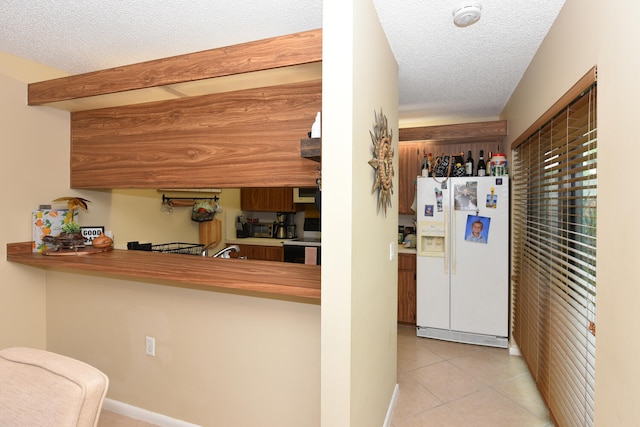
[
  {"left": 465, "top": 150, "right": 474, "bottom": 176},
  {"left": 477, "top": 150, "right": 486, "bottom": 176}
]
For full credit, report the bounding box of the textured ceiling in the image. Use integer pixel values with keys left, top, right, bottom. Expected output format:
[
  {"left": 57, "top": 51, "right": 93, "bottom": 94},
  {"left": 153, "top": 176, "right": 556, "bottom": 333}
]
[{"left": 0, "top": 0, "right": 565, "bottom": 125}]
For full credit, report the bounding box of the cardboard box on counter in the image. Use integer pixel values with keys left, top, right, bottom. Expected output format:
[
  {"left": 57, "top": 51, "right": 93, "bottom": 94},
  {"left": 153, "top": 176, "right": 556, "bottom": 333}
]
[{"left": 32, "top": 209, "right": 78, "bottom": 253}]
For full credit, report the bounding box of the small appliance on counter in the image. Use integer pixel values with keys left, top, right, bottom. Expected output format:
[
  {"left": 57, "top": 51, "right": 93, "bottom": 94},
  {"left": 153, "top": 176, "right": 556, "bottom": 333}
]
[
  {"left": 286, "top": 225, "right": 297, "bottom": 239},
  {"left": 249, "top": 222, "right": 273, "bottom": 238},
  {"left": 285, "top": 212, "right": 297, "bottom": 239},
  {"left": 274, "top": 212, "right": 287, "bottom": 239},
  {"left": 235, "top": 214, "right": 250, "bottom": 238}
]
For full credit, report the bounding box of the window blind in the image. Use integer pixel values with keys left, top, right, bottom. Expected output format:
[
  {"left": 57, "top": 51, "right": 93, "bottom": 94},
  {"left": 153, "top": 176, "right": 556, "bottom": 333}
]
[{"left": 512, "top": 73, "right": 596, "bottom": 427}]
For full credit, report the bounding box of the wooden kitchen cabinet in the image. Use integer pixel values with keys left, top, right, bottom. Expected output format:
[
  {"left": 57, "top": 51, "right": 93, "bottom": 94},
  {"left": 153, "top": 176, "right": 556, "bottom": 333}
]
[
  {"left": 241, "top": 188, "right": 296, "bottom": 212},
  {"left": 398, "top": 143, "right": 420, "bottom": 215},
  {"left": 398, "top": 253, "right": 416, "bottom": 325},
  {"left": 232, "top": 244, "right": 284, "bottom": 262}
]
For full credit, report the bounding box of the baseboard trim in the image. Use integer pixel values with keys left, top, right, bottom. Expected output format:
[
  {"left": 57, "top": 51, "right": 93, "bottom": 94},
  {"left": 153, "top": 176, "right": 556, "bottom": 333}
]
[
  {"left": 102, "top": 398, "right": 201, "bottom": 427},
  {"left": 383, "top": 383, "right": 400, "bottom": 427},
  {"left": 509, "top": 342, "right": 521, "bottom": 356}
]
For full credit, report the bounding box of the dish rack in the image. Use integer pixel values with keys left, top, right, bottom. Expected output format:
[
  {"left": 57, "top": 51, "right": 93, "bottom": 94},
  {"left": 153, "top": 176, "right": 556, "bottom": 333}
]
[{"left": 151, "top": 242, "right": 204, "bottom": 256}]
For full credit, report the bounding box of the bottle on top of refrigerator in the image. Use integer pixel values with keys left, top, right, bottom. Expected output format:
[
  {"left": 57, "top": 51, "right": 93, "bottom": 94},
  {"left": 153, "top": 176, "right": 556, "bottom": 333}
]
[
  {"left": 477, "top": 150, "right": 486, "bottom": 176},
  {"left": 465, "top": 150, "right": 474, "bottom": 176},
  {"left": 422, "top": 154, "right": 429, "bottom": 176}
]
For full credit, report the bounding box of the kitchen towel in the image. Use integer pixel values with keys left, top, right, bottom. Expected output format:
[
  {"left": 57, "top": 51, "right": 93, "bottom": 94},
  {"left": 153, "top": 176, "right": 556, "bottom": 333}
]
[{"left": 304, "top": 247, "right": 318, "bottom": 265}]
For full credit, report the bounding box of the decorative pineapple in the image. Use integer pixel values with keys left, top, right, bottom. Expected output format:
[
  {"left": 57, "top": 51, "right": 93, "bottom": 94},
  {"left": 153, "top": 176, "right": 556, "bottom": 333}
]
[{"left": 43, "top": 197, "right": 92, "bottom": 250}]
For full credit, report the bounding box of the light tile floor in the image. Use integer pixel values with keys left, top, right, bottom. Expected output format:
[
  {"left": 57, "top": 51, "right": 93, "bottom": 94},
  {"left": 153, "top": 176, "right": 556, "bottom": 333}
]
[
  {"left": 392, "top": 325, "right": 554, "bottom": 427},
  {"left": 98, "top": 325, "right": 553, "bottom": 426}
]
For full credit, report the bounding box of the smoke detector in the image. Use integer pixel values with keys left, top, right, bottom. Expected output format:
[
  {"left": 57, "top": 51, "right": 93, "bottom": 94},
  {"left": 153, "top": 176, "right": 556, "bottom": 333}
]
[{"left": 453, "top": 3, "right": 482, "bottom": 27}]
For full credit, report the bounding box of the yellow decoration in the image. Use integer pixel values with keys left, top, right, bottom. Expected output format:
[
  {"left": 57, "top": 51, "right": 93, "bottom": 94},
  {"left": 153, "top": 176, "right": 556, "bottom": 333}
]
[{"left": 52, "top": 197, "right": 91, "bottom": 212}]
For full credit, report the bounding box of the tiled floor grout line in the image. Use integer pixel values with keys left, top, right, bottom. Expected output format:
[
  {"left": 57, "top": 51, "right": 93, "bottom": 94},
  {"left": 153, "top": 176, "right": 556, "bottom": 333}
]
[{"left": 394, "top": 326, "right": 553, "bottom": 426}]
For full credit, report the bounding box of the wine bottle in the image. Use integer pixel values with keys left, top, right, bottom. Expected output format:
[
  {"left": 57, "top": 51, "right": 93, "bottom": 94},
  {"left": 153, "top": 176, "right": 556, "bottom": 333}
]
[
  {"left": 465, "top": 150, "right": 474, "bottom": 176},
  {"left": 477, "top": 150, "right": 486, "bottom": 176},
  {"left": 422, "top": 153, "right": 429, "bottom": 177}
]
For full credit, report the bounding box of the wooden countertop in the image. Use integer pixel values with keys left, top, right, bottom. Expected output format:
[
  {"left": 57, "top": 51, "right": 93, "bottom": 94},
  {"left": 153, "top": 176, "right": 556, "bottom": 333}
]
[
  {"left": 398, "top": 247, "right": 417, "bottom": 255},
  {"left": 7, "top": 242, "right": 320, "bottom": 301}
]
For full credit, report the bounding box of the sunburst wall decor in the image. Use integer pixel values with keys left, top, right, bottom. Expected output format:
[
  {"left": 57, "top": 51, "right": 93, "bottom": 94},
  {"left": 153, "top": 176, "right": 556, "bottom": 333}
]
[{"left": 368, "top": 109, "right": 394, "bottom": 216}]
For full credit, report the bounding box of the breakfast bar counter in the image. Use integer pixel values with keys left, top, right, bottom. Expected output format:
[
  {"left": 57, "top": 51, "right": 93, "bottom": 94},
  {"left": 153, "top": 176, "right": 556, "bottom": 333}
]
[{"left": 6, "top": 242, "right": 321, "bottom": 301}]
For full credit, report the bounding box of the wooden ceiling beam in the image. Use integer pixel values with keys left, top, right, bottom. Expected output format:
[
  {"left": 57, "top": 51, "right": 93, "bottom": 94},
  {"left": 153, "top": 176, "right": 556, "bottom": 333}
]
[
  {"left": 28, "top": 28, "right": 322, "bottom": 107},
  {"left": 399, "top": 120, "right": 507, "bottom": 142}
]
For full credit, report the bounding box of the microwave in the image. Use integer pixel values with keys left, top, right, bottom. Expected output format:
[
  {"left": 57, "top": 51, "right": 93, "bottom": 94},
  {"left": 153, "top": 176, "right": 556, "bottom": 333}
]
[
  {"left": 294, "top": 187, "right": 316, "bottom": 204},
  {"left": 249, "top": 223, "right": 273, "bottom": 238}
]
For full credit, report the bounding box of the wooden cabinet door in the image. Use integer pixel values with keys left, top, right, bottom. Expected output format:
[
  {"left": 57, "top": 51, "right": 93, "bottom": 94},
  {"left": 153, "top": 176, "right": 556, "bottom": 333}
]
[
  {"left": 253, "top": 245, "right": 284, "bottom": 262},
  {"left": 398, "top": 254, "right": 417, "bottom": 325},
  {"left": 234, "top": 244, "right": 283, "bottom": 262},
  {"left": 240, "top": 188, "right": 295, "bottom": 212},
  {"left": 398, "top": 143, "right": 420, "bottom": 215},
  {"left": 69, "top": 81, "right": 322, "bottom": 189}
]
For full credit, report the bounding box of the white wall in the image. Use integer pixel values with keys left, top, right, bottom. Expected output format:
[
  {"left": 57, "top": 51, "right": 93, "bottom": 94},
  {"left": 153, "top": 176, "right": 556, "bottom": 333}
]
[
  {"left": 322, "top": 0, "right": 399, "bottom": 425},
  {"left": 46, "top": 273, "right": 320, "bottom": 426},
  {"left": 0, "top": 53, "right": 69, "bottom": 349},
  {"left": 503, "top": 0, "right": 640, "bottom": 424},
  {"left": 592, "top": 1, "right": 640, "bottom": 424}
]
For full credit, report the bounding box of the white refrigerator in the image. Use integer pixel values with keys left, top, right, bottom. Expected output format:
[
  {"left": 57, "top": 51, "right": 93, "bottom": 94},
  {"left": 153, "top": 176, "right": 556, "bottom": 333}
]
[{"left": 416, "top": 176, "right": 509, "bottom": 348}]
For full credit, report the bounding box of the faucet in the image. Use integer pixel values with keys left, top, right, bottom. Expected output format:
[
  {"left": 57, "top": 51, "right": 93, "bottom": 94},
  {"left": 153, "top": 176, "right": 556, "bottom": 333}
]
[{"left": 202, "top": 244, "right": 240, "bottom": 258}]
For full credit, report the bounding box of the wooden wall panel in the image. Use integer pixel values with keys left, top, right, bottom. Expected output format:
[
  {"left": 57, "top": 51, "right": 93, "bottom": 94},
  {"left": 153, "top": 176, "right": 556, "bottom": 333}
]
[
  {"left": 70, "top": 80, "right": 322, "bottom": 189},
  {"left": 399, "top": 120, "right": 507, "bottom": 142},
  {"left": 398, "top": 143, "right": 420, "bottom": 214}
]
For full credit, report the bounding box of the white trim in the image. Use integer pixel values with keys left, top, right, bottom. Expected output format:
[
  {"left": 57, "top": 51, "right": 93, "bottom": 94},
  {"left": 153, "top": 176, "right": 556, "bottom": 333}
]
[
  {"left": 509, "top": 342, "right": 522, "bottom": 356},
  {"left": 102, "top": 398, "right": 202, "bottom": 427},
  {"left": 383, "top": 383, "right": 400, "bottom": 427}
]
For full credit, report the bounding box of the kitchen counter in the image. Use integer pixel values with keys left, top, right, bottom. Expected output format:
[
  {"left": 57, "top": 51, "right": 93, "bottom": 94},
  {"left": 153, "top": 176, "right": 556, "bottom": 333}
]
[
  {"left": 399, "top": 246, "right": 417, "bottom": 255},
  {"left": 225, "top": 237, "right": 293, "bottom": 246},
  {"left": 7, "top": 242, "right": 320, "bottom": 301}
]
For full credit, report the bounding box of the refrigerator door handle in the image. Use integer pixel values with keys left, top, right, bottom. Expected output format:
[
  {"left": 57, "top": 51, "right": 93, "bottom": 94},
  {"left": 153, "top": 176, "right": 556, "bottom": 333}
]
[
  {"left": 451, "top": 208, "right": 456, "bottom": 275},
  {"left": 444, "top": 207, "right": 449, "bottom": 275}
]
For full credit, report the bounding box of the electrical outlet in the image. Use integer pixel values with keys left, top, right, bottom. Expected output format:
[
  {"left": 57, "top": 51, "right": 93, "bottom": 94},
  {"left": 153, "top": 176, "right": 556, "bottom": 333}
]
[{"left": 145, "top": 336, "right": 156, "bottom": 356}]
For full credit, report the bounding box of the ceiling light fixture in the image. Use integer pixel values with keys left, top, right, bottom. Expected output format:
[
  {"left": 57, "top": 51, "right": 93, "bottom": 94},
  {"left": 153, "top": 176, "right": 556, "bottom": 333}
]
[{"left": 453, "top": 3, "right": 482, "bottom": 27}]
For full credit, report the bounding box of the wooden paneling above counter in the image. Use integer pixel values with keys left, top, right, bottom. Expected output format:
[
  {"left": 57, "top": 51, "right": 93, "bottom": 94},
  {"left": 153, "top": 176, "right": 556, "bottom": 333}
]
[{"left": 70, "top": 80, "right": 322, "bottom": 189}]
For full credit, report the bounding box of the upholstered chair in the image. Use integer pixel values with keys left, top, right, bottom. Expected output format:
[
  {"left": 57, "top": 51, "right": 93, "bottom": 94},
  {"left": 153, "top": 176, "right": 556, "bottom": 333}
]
[{"left": 0, "top": 347, "right": 109, "bottom": 427}]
